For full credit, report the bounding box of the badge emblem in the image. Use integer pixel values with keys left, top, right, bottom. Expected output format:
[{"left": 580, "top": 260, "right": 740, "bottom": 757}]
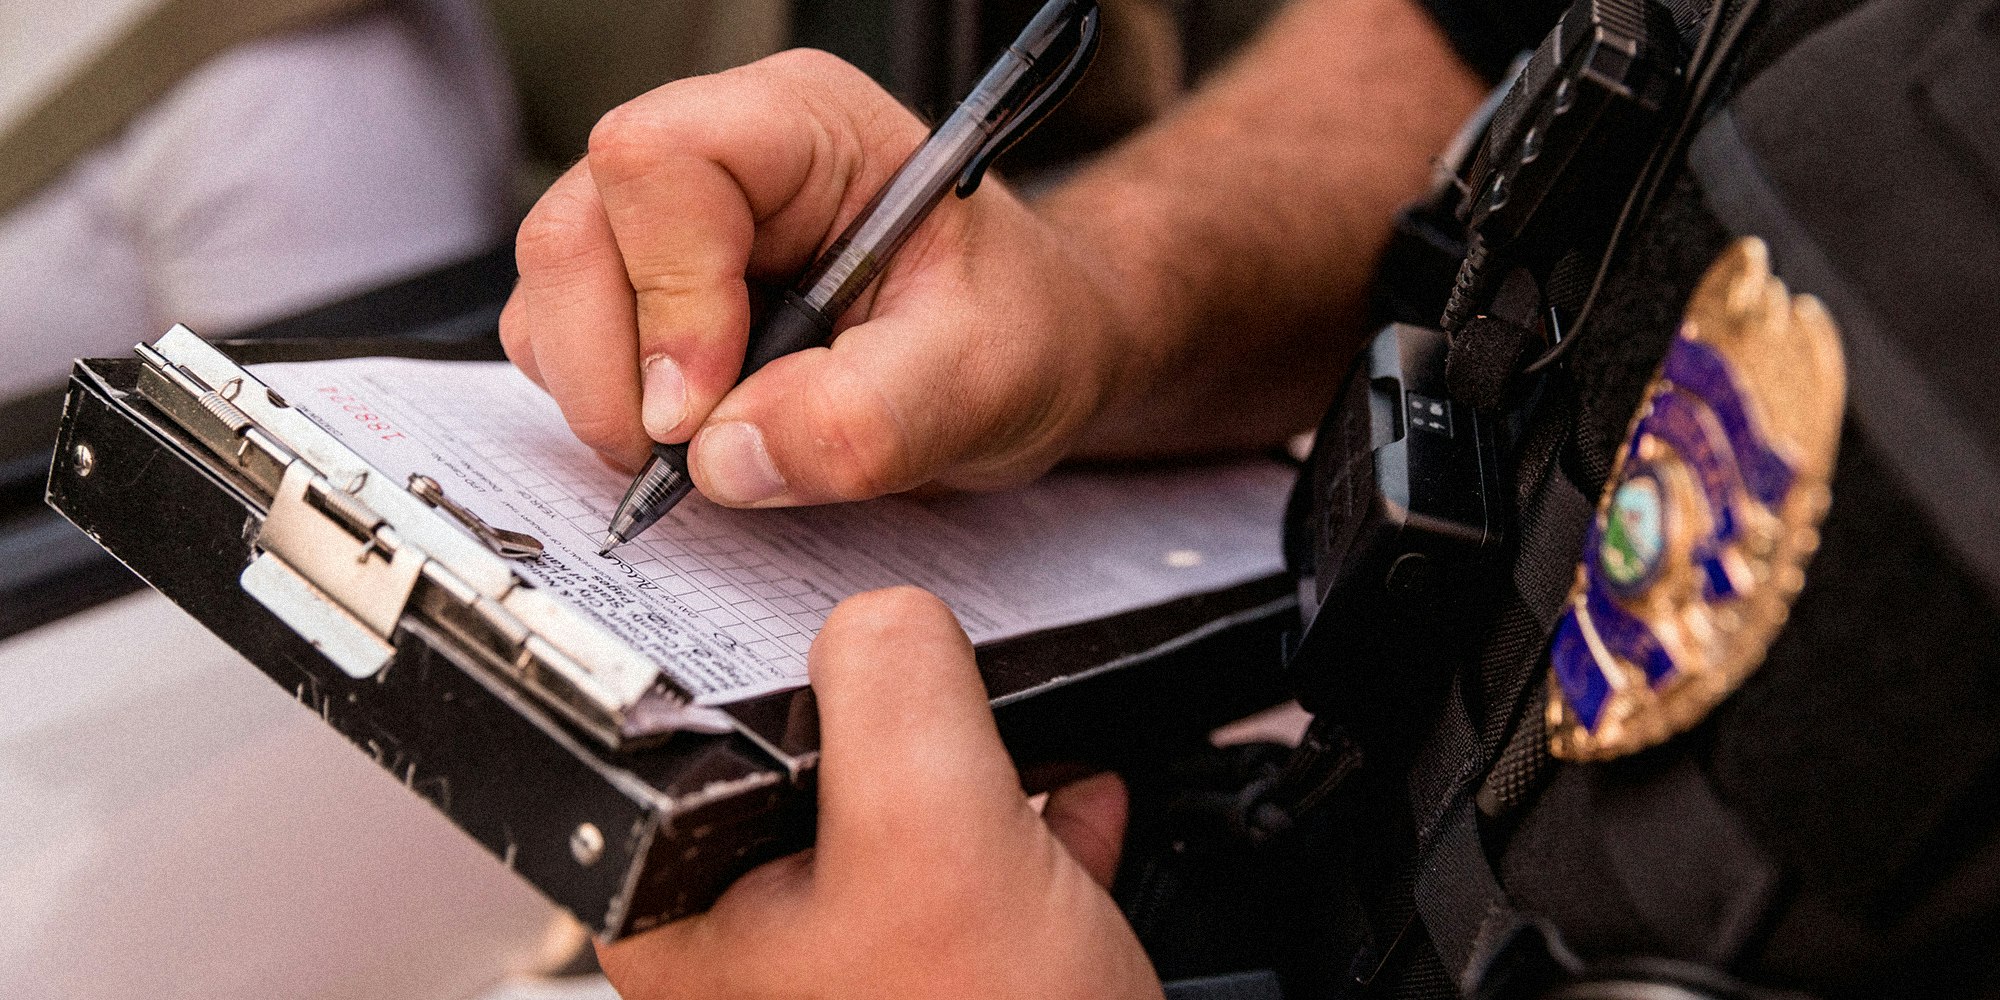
[{"left": 1548, "top": 238, "right": 1846, "bottom": 761}]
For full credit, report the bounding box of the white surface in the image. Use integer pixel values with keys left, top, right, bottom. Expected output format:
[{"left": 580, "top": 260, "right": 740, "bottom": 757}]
[
  {"left": 0, "top": 0, "right": 519, "bottom": 402},
  {"left": 0, "top": 591, "right": 563, "bottom": 999},
  {"left": 475, "top": 977, "right": 620, "bottom": 1000},
  {"left": 253, "top": 357, "right": 1296, "bottom": 705}
]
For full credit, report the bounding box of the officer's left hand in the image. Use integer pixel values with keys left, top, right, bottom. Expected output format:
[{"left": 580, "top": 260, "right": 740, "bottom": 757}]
[{"left": 596, "top": 587, "right": 1163, "bottom": 1000}]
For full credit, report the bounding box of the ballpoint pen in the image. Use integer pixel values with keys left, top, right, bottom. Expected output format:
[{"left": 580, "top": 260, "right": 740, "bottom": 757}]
[{"left": 599, "top": 0, "right": 1102, "bottom": 555}]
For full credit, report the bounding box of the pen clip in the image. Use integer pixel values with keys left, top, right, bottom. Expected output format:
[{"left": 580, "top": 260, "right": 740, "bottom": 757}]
[{"left": 955, "top": 1, "right": 1102, "bottom": 198}]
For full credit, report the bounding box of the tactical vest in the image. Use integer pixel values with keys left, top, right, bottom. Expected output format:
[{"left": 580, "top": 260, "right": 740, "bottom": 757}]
[{"left": 1260, "top": 0, "right": 2000, "bottom": 997}]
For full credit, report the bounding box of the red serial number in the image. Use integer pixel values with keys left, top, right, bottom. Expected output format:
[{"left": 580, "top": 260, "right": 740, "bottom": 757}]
[{"left": 315, "top": 386, "right": 408, "bottom": 442}]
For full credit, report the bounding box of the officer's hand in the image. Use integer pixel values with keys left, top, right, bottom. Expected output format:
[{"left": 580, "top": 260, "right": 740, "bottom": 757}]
[
  {"left": 501, "top": 50, "right": 1136, "bottom": 506},
  {"left": 595, "top": 587, "right": 1161, "bottom": 999}
]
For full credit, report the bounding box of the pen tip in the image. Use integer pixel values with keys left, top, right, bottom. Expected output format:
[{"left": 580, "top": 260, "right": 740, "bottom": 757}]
[{"left": 597, "top": 532, "right": 622, "bottom": 556}]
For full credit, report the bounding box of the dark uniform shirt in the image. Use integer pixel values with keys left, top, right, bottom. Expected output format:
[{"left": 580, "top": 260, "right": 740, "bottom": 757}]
[{"left": 1396, "top": 0, "right": 2000, "bottom": 995}]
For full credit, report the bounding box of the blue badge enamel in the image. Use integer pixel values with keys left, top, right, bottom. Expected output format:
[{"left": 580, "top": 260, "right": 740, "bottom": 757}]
[{"left": 1548, "top": 238, "right": 1846, "bottom": 761}]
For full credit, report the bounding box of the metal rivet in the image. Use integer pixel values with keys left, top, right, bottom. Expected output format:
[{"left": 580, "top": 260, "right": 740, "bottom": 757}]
[
  {"left": 570, "top": 823, "right": 605, "bottom": 866},
  {"left": 73, "top": 442, "right": 96, "bottom": 478}
]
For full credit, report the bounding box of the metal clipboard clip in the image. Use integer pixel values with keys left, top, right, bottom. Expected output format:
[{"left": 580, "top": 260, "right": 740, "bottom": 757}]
[{"left": 129, "top": 326, "right": 735, "bottom": 750}]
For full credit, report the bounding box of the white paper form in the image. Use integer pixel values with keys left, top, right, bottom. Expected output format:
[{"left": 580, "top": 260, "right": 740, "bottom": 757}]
[{"left": 251, "top": 358, "right": 1293, "bottom": 705}]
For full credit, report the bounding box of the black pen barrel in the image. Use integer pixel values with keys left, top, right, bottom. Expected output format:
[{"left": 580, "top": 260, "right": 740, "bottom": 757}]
[
  {"left": 741, "top": 292, "right": 838, "bottom": 379},
  {"left": 601, "top": 0, "right": 1094, "bottom": 549}
]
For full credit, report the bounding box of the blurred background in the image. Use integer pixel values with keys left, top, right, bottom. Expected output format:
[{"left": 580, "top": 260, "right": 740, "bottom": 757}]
[{"left": 0, "top": 1, "right": 1285, "bottom": 996}]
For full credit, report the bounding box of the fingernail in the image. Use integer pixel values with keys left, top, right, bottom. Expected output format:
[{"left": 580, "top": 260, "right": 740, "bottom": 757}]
[
  {"left": 696, "top": 422, "right": 787, "bottom": 505},
  {"left": 641, "top": 355, "right": 689, "bottom": 441}
]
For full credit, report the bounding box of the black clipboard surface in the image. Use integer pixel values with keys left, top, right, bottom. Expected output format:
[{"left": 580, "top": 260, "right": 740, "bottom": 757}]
[{"left": 46, "top": 339, "right": 1296, "bottom": 937}]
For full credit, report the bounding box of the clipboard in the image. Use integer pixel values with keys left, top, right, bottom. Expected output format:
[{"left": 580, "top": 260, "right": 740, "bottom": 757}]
[{"left": 45, "top": 327, "right": 1296, "bottom": 938}]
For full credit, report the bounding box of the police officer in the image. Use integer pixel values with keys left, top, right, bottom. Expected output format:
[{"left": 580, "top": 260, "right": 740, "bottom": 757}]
[{"left": 498, "top": 0, "right": 2000, "bottom": 995}]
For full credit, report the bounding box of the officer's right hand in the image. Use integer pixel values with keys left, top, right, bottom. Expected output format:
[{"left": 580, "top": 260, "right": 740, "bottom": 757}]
[{"left": 500, "top": 49, "right": 1140, "bottom": 508}]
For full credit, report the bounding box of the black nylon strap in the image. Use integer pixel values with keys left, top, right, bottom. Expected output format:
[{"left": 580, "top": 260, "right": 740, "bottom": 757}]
[
  {"left": 1476, "top": 676, "right": 1555, "bottom": 820},
  {"left": 1404, "top": 391, "right": 1596, "bottom": 992},
  {"left": 1510, "top": 447, "right": 1594, "bottom": 635},
  {"left": 1416, "top": 794, "right": 1514, "bottom": 989}
]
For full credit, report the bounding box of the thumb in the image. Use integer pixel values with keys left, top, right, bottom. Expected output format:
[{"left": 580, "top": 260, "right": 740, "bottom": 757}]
[
  {"left": 686, "top": 205, "right": 1095, "bottom": 509},
  {"left": 806, "top": 587, "right": 1022, "bottom": 861},
  {"left": 687, "top": 310, "right": 984, "bottom": 508},
  {"left": 1043, "top": 773, "right": 1130, "bottom": 888}
]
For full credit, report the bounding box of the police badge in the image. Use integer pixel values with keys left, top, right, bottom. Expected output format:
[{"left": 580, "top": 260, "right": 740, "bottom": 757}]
[{"left": 1547, "top": 238, "right": 1846, "bottom": 761}]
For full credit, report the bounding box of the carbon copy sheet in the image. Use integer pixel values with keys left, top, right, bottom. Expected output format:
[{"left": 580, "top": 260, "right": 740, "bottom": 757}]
[{"left": 251, "top": 358, "right": 1292, "bottom": 705}]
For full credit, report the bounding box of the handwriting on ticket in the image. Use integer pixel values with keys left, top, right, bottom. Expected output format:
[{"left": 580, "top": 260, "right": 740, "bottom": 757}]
[{"left": 255, "top": 358, "right": 1292, "bottom": 705}]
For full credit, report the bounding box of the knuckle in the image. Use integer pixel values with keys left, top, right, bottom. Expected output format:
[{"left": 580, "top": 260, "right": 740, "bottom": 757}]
[
  {"left": 514, "top": 196, "right": 600, "bottom": 277},
  {"left": 631, "top": 272, "right": 746, "bottom": 354},
  {"left": 585, "top": 101, "right": 657, "bottom": 176},
  {"left": 760, "top": 47, "right": 861, "bottom": 85},
  {"left": 804, "top": 375, "right": 919, "bottom": 500},
  {"left": 497, "top": 290, "right": 524, "bottom": 337},
  {"left": 498, "top": 300, "right": 531, "bottom": 359},
  {"left": 630, "top": 265, "right": 719, "bottom": 304},
  {"left": 588, "top": 76, "right": 748, "bottom": 175},
  {"left": 761, "top": 48, "right": 912, "bottom": 156},
  {"left": 562, "top": 404, "right": 638, "bottom": 458}
]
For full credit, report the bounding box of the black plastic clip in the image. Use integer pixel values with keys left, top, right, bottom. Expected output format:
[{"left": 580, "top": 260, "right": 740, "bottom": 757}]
[{"left": 955, "top": 0, "right": 1103, "bottom": 197}]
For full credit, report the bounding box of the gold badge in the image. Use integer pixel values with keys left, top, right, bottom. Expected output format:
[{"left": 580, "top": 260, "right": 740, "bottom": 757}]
[{"left": 1547, "top": 237, "right": 1846, "bottom": 761}]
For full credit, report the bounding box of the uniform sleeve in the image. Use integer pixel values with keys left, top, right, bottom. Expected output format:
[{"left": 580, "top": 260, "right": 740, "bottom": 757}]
[{"left": 1411, "top": 0, "right": 1570, "bottom": 82}]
